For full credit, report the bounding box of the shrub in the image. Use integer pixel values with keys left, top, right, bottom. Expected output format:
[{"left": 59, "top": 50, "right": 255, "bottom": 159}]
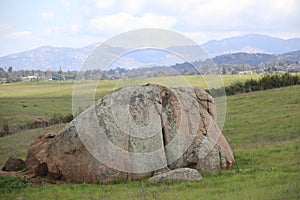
[
  {"left": 0, "top": 176, "right": 29, "bottom": 193},
  {"left": 210, "top": 73, "right": 300, "bottom": 97}
]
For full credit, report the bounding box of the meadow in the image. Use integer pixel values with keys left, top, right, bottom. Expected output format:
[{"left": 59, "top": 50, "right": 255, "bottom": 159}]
[
  {"left": 0, "top": 74, "right": 262, "bottom": 127},
  {"left": 0, "top": 75, "right": 299, "bottom": 199}
]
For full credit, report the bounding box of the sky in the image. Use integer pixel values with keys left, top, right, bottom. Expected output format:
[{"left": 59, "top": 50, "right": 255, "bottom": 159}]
[{"left": 0, "top": 0, "right": 299, "bottom": 56}]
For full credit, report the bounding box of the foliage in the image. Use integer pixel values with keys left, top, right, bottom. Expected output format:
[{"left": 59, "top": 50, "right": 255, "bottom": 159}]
[
  {"left": 0, "top": 176, "right": 29, "bottom": 193},
  {"left": 209, "top": 73, "right": 300, "bottom": 96}
]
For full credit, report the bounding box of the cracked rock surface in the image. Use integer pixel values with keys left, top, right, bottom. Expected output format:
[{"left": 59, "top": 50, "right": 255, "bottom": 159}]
[{"left": 25, "top": 85, "right": 234, "bottom": 184}]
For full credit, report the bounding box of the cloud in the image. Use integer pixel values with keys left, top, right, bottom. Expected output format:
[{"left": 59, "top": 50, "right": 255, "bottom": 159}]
[
  {"left": 88, "top": 13, "right": 177, "bottom": 34},
  {"left": 1, "top": 0, "right": 299, "bottom": 56},
  {"left": 6, "top": 31, "right": 32, "bottom": 39},
  {"left": 40, "top": 11, "right": 55, "bottom": 19},
  {"left": 78, "top": 0, "right": 299, "bottom": 37}
]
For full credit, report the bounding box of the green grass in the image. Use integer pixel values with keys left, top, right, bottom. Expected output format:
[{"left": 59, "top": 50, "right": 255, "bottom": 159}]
[
  {"left": 0, "top": 81, "right": 74, "bottom": 126},
  {"left": 0, "top": 75, "right": 262, "bottom": 127},
  {"left": 224, "top": 86, "right": 300, "bottom": 150},
  {"left": 0, "top": 124, "right": 65, "bottom": 167},
  {"left": 0, "top": 169, "right": 298, "bottom": 200},
  {"left": 0, "top": 83, "right": 299, "bottom": 199}
]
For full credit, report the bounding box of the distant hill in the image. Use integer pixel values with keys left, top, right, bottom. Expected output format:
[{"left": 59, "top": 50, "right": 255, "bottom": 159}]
[
  {"left": 213, "top": 52, "right": 276, "bottom": 65},
  {"left": 0, "top": 44, "right": 185, "bottom": 71},
  {"left": 212, "top": 50, "right": 300, "bottom": 65},
  {"left": 0, "top": 34, "right": 299, "bottom": 71},
  {"left": 0, "top": 44, "right": 98, "bottom": 71},
  {"left": 277, "top": 50, "right": 300, "bottom": 63},
  {"left": 202, "top": 34, "right": 300, "bottom": 57}
]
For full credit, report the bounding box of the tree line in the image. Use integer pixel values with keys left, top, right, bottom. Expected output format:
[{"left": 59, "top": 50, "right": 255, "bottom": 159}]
[{"left": 208, "top": 73, "right": 299, "bottom": 97}]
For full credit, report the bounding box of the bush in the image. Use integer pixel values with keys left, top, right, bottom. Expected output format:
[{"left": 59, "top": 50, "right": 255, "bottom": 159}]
[
  {"left": 48, "top": 113, "right": 73, "bottom": 125},
  {"left": 0, "top": 176, "right": 29, "bottom": 193},
  {"left": 210, "top": 73, "right": 300, "bottom": 97},
  {"left": 0, "top": 122, "right": 10, "bottom": 137}
]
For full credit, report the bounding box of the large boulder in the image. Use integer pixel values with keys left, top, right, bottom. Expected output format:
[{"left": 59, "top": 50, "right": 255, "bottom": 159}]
[{"left": 25, "top": 85, "right": 234, "bottom": 184}]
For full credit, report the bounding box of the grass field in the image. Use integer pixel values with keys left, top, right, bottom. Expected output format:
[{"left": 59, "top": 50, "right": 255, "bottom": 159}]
[
  {"left": 0, "top": 81, "right": 299, "bottom": 199},
  {"left": 0, "top": 74, "right": 262, "bottom": 127}
]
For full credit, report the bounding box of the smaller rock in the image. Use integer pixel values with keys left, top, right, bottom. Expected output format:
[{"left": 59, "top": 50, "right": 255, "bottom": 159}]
[
  {"left": 148, "top": 168, "right": 202, "bottom": 184},
  {"left": 2, "top": 157, "right": 26, "bottom": 172}
]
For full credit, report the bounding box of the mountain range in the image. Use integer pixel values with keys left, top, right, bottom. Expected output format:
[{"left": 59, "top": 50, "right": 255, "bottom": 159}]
[
  {"left": 0, "top": 34, "right": 299, "bottom": 71},
  {"left": 202, "top": 34, "right": 300, "bottom": 57}
]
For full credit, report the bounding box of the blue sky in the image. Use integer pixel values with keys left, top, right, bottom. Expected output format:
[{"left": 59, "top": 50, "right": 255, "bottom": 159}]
[{"left": 0, "top": 0, "right": 299, "bottom": 56}]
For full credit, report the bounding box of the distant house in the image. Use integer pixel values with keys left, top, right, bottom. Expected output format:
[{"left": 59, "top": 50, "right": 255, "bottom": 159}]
[
  {"left": 22, "top": 75, "right": 38, "bottom": 81},
  {"left": 238, "top": 71, "right": 253, "bottom": 75}
]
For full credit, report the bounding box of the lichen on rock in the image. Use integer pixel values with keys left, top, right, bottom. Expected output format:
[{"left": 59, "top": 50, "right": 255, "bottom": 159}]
[{"left": 24, "top": 85, "right": 234, "bottom": 184}]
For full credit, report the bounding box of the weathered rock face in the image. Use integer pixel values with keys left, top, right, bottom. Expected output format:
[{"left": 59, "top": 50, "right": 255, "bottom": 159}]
[
  {"left": 25, "top": 132, "right": 57, "bottom": 177},
  {"left": 25, "top": 85, "right": 234, "bottom": 183}
]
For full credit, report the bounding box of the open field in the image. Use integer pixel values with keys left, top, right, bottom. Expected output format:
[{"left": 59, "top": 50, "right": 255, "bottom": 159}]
[
  {"left": 0, "top": 74, "right": 263, "bottom": 127},
  {"left": 0, "top": 84, "right": 299, "bottom": 199}
]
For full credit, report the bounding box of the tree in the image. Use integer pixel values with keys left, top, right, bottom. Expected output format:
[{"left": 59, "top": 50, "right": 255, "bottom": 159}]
[
  {"left": 8, "top": 66, "right": 13, "bottom": 73},
  {"left": 0, "top": 68, "right": 5, "bottom": 79}
]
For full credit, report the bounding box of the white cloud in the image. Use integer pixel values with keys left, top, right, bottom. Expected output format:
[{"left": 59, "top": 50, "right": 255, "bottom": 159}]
[
  {"left": 165, "top": 0, "right": 300, "bottom": 33},
  {"left": 74, "top": 0, "right": 299, "bottom": 39},
  {"left": 6, "top": 31, "right": 32, "bottom": 39},
  {"left": 89, "top": 13, "right": 177, "bottom": 34},
  {"left": 40, "top": 11, "right": 54, "bottom": 19},
  {"left": 79, "top": 0, "right": 299, "bottom": 35}
]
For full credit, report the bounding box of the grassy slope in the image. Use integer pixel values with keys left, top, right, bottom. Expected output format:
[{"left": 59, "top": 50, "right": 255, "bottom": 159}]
[
  {"left": 0, "top": 124, "right": 65, "bottom": 167},
  {"left": 0, "top": 85, "right": 299, "bottom": 200},
  {"left": 0, "top": 74, "right": 262, "bottom": 127}
]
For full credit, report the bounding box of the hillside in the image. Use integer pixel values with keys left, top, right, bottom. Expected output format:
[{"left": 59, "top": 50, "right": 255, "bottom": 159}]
[
  {"left": 212, "top": 50, "right": 300, "bottom": 65},
  {"left": 213, "top": 52, "right": 276, "bottom": 65}
]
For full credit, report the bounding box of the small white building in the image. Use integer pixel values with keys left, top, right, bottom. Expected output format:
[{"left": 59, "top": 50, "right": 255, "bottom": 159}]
[
  {"left": 238, "top": 71, "right": 253, "bottom": 75},
  {"left": 22, "top": 75, "right": 38, "bottom": 81}
]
